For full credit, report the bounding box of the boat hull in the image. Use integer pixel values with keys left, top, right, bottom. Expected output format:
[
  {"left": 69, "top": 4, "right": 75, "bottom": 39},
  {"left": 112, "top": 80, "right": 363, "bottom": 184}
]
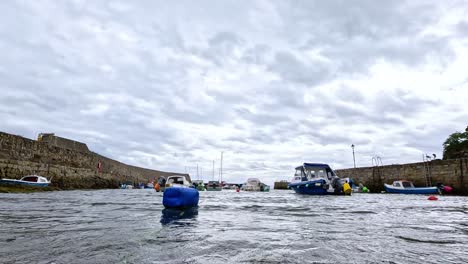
[
  {"left": 163, "top": 187, "right": 199, "bottom": 208},
  {"left": 384, "top": 184, "right": 439, "bottom": 194},
  {"left": 0, "top": 179, "right": 49, "bottom": 187},
  {"left": 289, "top": 179, "right": 334, "bottom": 195},
  {"left": 206, "top": 187, "right": 222, "bottom": 191}
]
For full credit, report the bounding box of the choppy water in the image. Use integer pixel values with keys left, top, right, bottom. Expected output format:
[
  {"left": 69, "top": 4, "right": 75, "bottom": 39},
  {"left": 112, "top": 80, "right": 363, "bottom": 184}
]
[{"left": 0, "top": 189, "right": 467, "bottom": 264}]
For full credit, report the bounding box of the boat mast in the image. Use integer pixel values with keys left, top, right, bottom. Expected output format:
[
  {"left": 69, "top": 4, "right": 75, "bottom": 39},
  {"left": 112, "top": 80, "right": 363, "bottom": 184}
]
[
  {"left": 212, "top": 160, "right": 215, "bottom": 180},
  {"left": 220, "top": 151, "right": 223, "bottom": 183}
]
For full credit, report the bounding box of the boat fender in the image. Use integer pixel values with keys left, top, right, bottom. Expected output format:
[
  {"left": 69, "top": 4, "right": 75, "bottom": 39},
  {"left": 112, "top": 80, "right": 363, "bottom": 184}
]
[
  {"left": 443, "top": 186, "right": 453, "bottom": 193},
  {"left": 428, "top": 196, "right": 438, "bottom": 201},
  {"left": 343, "top": 183, "right": 352, "bottom": 195},
  {"left": 305, "top": 184, "right": 309, "bottom": 188}
]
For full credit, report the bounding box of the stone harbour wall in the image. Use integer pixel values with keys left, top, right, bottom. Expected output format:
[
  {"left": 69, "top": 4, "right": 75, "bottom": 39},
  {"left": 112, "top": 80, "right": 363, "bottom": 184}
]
[
  {"left": 273, "top": 181, "right": 289, "bottom": 190},
  {"left": 335, "top": 158, "right": 468, "bottom": 195},
  {"left": 0, "top": 132, "right": 189, "bottom": 189}
]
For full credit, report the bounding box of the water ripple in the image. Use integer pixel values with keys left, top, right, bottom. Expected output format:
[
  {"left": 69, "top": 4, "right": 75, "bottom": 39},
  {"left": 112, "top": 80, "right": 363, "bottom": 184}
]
[{"left": 0, "top": 190, "right": 467, "bottom": 263}]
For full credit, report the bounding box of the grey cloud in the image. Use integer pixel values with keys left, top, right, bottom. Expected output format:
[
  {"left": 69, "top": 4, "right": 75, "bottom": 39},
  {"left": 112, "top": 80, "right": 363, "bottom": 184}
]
[
  {"left": 241, "top": 44, "right": 272, "bottom": 65},
  {"left": 1, "top": 0, "right": 467, "bottom": 180},
  {"left": 456, "top": 21, "right": 468, "bottom": 35},
  {"left": 268, "top": 50, "right": 330, "bottom": 85},
  {"left": 233, "top": 107, "right": 291, "bottom": 126}
]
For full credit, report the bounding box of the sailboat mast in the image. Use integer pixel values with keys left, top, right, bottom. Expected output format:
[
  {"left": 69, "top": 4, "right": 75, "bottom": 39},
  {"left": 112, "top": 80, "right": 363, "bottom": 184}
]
[{"left": 220, "top": 151, "right": 223, "bottom": 183}]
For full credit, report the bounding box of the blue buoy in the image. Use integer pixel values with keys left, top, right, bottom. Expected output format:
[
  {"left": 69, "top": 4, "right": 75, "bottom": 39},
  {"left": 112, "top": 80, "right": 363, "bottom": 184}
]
[{"left": 163, "top": 187, "right": 199, "bottom": 208}]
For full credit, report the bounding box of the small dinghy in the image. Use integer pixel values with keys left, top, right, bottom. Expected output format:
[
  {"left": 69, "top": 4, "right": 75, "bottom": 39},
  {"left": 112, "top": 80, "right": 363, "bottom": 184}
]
[
  {"left": 163, "top": 175, "right": 199, "bottom": 208},
  {"left": 384, "top": 180, "right": 441, "bottom": 194},
  {"left": 0, "top": 175, "right": 51, "bottom": 187}
]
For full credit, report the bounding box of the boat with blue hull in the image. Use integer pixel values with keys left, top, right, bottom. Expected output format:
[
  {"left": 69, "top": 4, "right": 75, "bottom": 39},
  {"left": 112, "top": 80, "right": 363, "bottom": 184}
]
[
  {"left": 0, "top": 175, "right": 51, "bottom": 187},
  {"left": 288, "top": 163, "right": 351, "bottom": 195},
  {"left": 384, "top": 180, "right": 441, "bottom": 194}
]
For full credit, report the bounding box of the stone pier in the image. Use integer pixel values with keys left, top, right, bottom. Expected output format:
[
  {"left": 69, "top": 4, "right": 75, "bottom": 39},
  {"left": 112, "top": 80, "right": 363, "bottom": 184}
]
[
  {"left": 335, "top": 158, "right": 468, "bottom": 195},
  {"left": 0, "top": 132, "right": 189, "bottom": 189}
]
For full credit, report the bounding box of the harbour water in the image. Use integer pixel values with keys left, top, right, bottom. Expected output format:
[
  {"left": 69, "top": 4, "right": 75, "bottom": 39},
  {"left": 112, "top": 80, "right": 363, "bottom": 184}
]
[{"left": 1, "top": 190, "right": 467, "bottom": 263}]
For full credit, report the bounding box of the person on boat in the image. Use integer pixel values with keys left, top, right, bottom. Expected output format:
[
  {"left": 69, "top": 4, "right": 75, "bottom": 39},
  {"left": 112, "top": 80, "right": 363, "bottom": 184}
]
[
  {"left": 348, "top": 178, "right": 354, "bottom": 189},
  {"left": 331, "top": 177, "right": 340, "bottom": 191}
]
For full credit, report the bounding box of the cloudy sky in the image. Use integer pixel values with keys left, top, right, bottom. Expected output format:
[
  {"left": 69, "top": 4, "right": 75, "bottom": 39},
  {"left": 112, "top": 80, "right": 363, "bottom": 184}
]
[{"left": 1, "top": 0, "right": 467, "bottom": 185}]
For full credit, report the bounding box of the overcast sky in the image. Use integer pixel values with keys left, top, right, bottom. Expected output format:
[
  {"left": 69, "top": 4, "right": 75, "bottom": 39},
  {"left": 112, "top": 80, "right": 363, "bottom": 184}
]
[{"left": 1, "top": 0, "right": 467, "bottom": 185}]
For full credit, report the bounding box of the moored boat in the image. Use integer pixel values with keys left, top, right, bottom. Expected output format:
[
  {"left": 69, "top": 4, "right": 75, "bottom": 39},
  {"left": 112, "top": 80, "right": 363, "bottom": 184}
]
[
  {"left": 241, "top": 178, "right": 270, "bottom": 192},
  {"left": 384, "top": 180, "right": 441, "bottom": 194},
  {"left": 154, "top": 176, "right": 167, "bottom": 192},
  {"left": 0, "top": 175, "right": 51, "bottom": 187},
  {"left": 192, "top": 180, "right": 206, "bottom": 191},
  {"left": 206, "top": 181, "right": 222, "bottom": 191},
  {"left": 288, "top": 163, "right": 351, "bottom": 195}
]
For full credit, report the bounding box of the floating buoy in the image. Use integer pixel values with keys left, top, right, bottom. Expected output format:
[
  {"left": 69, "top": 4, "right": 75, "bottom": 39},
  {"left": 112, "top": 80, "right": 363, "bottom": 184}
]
[
  {"left": 443, "top": 186, "right": 453, "bottom": 193},
  {"left": 428, "top": 195, "right": 438, "bottom": 201},
  {"left": 236, "top": 188, "right": 240, "bottom": 192},
  {"left": 163, "top": 187, "right": 199, "bottom": 208},
  {"left": 154, "top": 183, "right": 161, "bottom": 192}
]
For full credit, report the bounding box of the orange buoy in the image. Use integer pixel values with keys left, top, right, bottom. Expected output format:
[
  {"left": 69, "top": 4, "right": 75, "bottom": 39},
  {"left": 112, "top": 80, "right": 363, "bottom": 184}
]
[
  {"left": 428, "top": 195, "right": 438, "bottom": 201},
  {"left": 154, "top": 183, "right": 161, "bottom": 192}
]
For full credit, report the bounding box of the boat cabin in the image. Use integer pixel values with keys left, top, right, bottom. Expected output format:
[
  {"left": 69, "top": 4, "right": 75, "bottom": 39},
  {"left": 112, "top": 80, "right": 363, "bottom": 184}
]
[
  {"left": 207, "top": 181, "right": 220, "bottom": 187},
  {"left": 21, "top": 175, "right": 49, "bottom": 183},
  {"left": 392, "top": 180, "right": 415, "bottom": 188},
  {"left": 166, "top": 175, "right": 190, "bottom": 187},
  {"left": 292, "top": 163, "right": 337, "bottom": 183}
]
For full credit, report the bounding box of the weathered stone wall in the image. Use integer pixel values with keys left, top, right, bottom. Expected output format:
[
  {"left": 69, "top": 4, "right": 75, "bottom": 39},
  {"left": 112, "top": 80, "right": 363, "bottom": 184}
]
[
  {"left": 335, "top": 158, "right": 468, "bottom": 195},
  {"left": 0, "top": 132, "right": 189, "bottom": 189},
  {"left": 38, "top": 133, "right": 89, "bottom": 153},
  {"left": 273, "top": 181, "right": 289, "bottom": 189}
]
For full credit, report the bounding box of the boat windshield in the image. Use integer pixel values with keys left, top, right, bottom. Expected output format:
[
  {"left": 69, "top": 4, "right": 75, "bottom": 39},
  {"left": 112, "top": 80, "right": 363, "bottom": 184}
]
[
  {"left": 304, "top": 168, "right": 328, "bottom": 179},
  {"left": 22, "top": 177, "right": 38, "bottom": 182},
  {"left": 294, "top": 169, "right": 308, "bottom": 181},
  {"left": 168, "top": 177, "right": 184, "bottom": 185},
  {"left": 402, "top": 181, "right": 413, "bottom": 188}
]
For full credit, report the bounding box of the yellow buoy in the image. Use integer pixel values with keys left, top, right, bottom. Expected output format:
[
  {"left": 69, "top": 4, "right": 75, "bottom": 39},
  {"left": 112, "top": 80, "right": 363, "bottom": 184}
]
[{"left": 343, "top": 182, "right": 352, "bottom": 195}]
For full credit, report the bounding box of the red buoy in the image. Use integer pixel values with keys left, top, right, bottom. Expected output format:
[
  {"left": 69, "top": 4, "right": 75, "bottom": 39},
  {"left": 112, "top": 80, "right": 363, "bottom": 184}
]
[
  {"left": 428, "top": 195, "right": 438, "bottom": 201},
  {"left": 236, "top": 188, "right": 240, "bottom": 192},
  {"left": 443, "top": 186, "right": 453, "bottom": 193}
]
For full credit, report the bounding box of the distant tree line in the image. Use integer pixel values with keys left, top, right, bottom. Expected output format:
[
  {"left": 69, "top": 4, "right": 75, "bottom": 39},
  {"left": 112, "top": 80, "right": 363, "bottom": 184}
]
[{"left": 443, "top": 126, "right": 468, "bottom": 159}]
